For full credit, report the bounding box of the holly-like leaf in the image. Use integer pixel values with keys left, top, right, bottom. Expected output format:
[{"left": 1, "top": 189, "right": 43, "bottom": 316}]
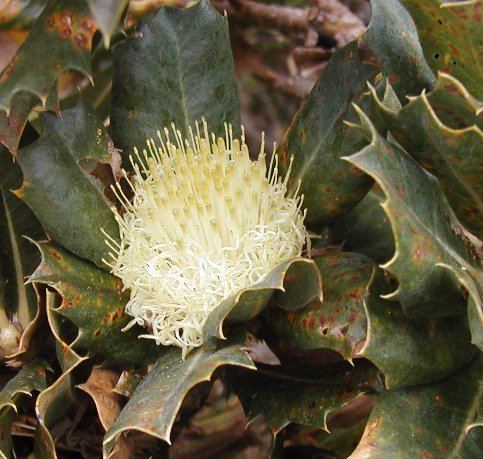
[
  {"left": 350, "top": 357, "right": 483, "bottom": 458},
  {"left": 103, "top": 335, "right": 255, "bottom": 456},
  {"left": 368, "top": 73, "right": 483, "bottom": 237},
  {"left": 277, "top": 41, "right": 377, "bottom": 226},
  {"left": 0, "top": 148, "right": 44, "bottom": 356},
  {"left": 0, "top": 0, "right": 96, "bottom": 111},
  {"left": 229, "top": 360, "right": 381, "bottom": 434},
  {"left": 0, "top": 359, "right": 50, "bottom": 458},
  {"left": 87, "top": 0, "right": 128, "bottom": 46},
  {"left": 110, "top": 0, "right": 240, "bottom": 159},
  {"left": 30, "top": 240, "right": 159, "bottom": 365},
  {"left": 360, "top": 0, "right": 435, "bottom": 98},
  {"left": 0, "top": 89, "right": 56, "bottom": 153},
  {"left": 401, "top": 0, "right": 483, "bottom": 100},
  {"left": 34, "top": 290, "right": 86, "bottom": 459},
  {"left": 268, "top": 252, "right": 370, "bottom": 361},
  {"left": 344, "top": 108, "right": 479, "bottom": 318},
  {"left": 361, "top": 269, "right": 476, "bottom": 388},
  {"left": 328, "top": 188, "right": 395, "bottom": 264},
  {"left": 202, "top": 258, "right": 318, "bottom": 343},
  {"left": 273, "top": 259, "right": 323, "bottom": 311},
  {"left": 15, "top": 102, "right": 119, "bottom": 267}
]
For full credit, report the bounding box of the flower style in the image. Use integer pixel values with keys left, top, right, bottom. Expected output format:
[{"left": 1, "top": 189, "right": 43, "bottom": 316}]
[{"left": 103, "top": 122, "right": 308, "bottom": 354}]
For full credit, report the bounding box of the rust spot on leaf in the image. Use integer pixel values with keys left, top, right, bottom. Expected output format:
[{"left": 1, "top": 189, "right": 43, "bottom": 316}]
[{"left": 102, "top": 307, "right": 125, "bottom": 324}]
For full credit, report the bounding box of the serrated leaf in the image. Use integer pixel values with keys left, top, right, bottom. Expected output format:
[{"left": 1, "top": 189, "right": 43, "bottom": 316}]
[
  {"left": 360, "top": 0, "right": 435, "bottom": 98},
  {"left": 277, "top": 41, "right": 377, "bottom": 226},
  {"left": 344, "top": 108, "right": 479, "bottom": 318},
  {"left": 350, "top": 357, "right": 483, "bottom": 458},
  {"left": 0, "top": 89, "right": 56, "bottom": 153},
  {"left": 273, "top": 258, "right": 323, "bottom": 311},
  {"left": 0, "top": 359, "right": 50, "bottom": 458},
  {"left": 401, "top": 0, "right": 483, "bottom": 100},
  {"left": 229, "top": 360, "right": 381, "bottom": 434},
  {"left": 0, "top": 148, "right": 44, "bottom": 356},
  {"left": 15, "top": 102, "right": 119, "bottom": 267},
  {"left": 361, "top": 269, "right": 476, "bottom": 388},
  {"left": 110, "top": 0, "right": 240, "bottom": 159},
  {"left": 0, "top": 0, "right": 95, "bottom": 111},
  {"left": 30, "top": 240, "right": 159, "bottom": 365},
  {"left": 202, "top": 258, "right": 316, "bottom": 343},
  {"left": 368, "top": 73, "right": 483, "bottom": 237},
  {"left": 103, "top": 334, "right": 255, "bottom": 456},
  {"left": 328, "top": 188, "right": 394, "bottom": 264},
  {"left": 34, "top": 290, "right": 86, "bottom": 459},
  {"left": 268, "top": 252, "right": 370, "bottom": 361},
  {"left": 87, "top": 0, "right": 128, "bottom": 46}
]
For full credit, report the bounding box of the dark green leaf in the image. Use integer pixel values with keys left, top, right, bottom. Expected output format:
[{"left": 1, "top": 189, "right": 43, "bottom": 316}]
[
  {"left": 268, "top": 252, "right": 370, "bottom": 361},
  {"left": 30, "top": 241, "right": 159, "bottom": 365},
  {"left": 362, "top": 269, "right": 476, "bottom": 388},
  {"left": 15, "top": 103, "right": 119, "bottom": 267},
  {"left": 368, "top": 73, "right": 483, "bottom": 237},
  {"left": 0, "top": 359, "right": 50, "bottom": 458},
  {"left": 110, "top": 0, "right": 240, "bottom": 159},
  {"left": 0, "top": 0, "right": 95, "bottom": 110},
  {"left": 278, "top": 41, "right": 377, "bottom": 226},
  {"left": 361, "top": 0, "right": 435, "bottom": 98},
  {"left": 0, "top": 89, "right": 56, "bottom": 153},
  {"left": 103, "top": 335, "right": 255, "bottom": 455},
  {"left": 34, "top": 290, "right": 86, "bottom": 459},
  {"left": 401, "top": 0, "right": 483, "bottom": 99},
  {"left": 328, "top": 188, "right": 394, "bottom": 264},
  {"left": 344, "top": 108, "right": 478, "bottom": 318},
  {"left": 0, "top": 148, "right": 44, "bottom": 354},
  {"left": 351, "top": 357, "right": 483, "bottom": 458},
  {"left": 274, "top": 258, "right": 322, "bottom": 311},
  {"left": 229, "top": 360, "right": 381, "bottom": 433},
  {"left": 203, "top": 258, "right": 315, "bottom": 343}
]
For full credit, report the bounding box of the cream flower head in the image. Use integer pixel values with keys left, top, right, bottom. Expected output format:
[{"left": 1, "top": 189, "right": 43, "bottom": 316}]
[{"left": 103, "top": 122, "right": 308, "bottom": 355}]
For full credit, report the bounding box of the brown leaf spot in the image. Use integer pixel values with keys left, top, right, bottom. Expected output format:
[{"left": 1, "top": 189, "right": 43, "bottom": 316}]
[{"left": 102, "top": 307, "right": 125, "bottom": 324}]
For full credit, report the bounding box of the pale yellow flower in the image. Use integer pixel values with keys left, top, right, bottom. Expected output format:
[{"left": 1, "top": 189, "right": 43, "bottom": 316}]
[{"left": 103, "top": 122, "right": 308, "bottom": 354}]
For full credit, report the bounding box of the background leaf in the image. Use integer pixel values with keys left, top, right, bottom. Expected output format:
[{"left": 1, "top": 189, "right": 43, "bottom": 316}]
[
  {"left": 328, "top": 188, "right": 394, "bottom": 264},
  {"left": 268, "top": 252, "right": 369, "bottom": 361},
  {"left": 360, "top": 0, "right": 435, "bottom": 98},
  {"left": 15, "top": 103, "right": 119, "bottom": 267},
  {"left": 229, "top": 360, "right": 381, "bottom": 434},
  {"left": 345, "top": 108, "right": 478, "bottom": 318},
  {"left": 401, "top": 0, "right": 483, "bottom": 99},
  {"left": 350, "top": 357, "right": 482, "bottom": 458},
  {"left": 277, "top": 41, "right": 377, "bottom": 226},
  {"left": 0, "top": 148, "right": 44, "bottom": 338},
  {"left": 110, "top": 0, "right": 240, "bottom": 159},
  {"left": 362, "top": 269, "right": 476, "bottom": 388},
  {"left": 0, "top": 0, "right": 95, "bottom": 111},
  {"left": 103, "top": 335, "right": 255, "bottom": 456},
  {"left": 368, "top": 73, "right": 483, "bottom": 237},
  {"left": 0, "top": 359, "right": 50, "bottom": 458},
  {"left": 34, "top": 290, "right": 86, "bottom": 459},
  {"left": 30, "top": 241, "right": 159, "bottom": 365}
]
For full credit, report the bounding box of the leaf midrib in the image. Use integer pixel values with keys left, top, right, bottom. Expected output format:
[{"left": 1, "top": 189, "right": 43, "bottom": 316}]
[{"left": 0, "top": 187, "right": 28, "bottom": 326}]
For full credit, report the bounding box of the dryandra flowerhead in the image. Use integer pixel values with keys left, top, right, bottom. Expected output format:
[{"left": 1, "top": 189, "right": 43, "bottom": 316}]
[{"left": 104, "top": 122, "right": 308, "bottom": 355}]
